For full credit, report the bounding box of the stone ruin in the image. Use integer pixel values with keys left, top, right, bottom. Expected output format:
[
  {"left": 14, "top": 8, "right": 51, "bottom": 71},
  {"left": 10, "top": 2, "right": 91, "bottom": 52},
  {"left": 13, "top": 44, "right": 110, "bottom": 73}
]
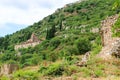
[
  {"left": 100, "top": 15, "right": 119, "bottom": 46},
  {"left": 0, "top": 64, "right": 19, "bottom": 76},
  {"left": 98, "top": 14, "right": 120, "bottom": 59},
  {"left": 15, "top": 33, "right": 41, "bottom": 50},
  {"left": 76, "top": 51, "right": 91, "bottom": 67},
  {"left": 76, "top": 14, "right": 120, "bottom": 66},
  {"left": 111, "top": 39, "right": 120, "bottom": 57}
]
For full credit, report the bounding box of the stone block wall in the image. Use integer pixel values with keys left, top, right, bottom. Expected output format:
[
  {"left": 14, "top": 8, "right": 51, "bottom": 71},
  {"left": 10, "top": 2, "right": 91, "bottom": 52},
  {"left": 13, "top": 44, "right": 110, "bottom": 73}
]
[
  {"left": 14, "top": 33, "right": 41, "bottom": 50},
  {"left": 15, "top": 42, "right": 40, "bottom": 50},
  {"left": 0, "top": 64, "right": 19, "bottom": 75}
]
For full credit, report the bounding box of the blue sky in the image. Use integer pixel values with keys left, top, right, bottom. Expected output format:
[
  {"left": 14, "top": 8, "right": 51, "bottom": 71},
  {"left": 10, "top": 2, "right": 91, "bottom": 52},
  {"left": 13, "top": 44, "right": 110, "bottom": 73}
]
[{"left": 0, "top": 0, "right": 79, "bottom": 37}]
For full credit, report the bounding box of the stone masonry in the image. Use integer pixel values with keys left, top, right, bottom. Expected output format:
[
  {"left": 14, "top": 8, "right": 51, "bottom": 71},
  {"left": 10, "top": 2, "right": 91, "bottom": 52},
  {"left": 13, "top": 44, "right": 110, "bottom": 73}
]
[
  {"left": 0, "top": 64, "right": 19, "bottom": 75},
  {"left": 15, "top": 33, "right": 41, "bottom": 50},
  {"left": 98, "top": 14, "right": 120, "bottom": 59},
  {"left": 76, "top": 51, "right": 91, "bottom": 66}
]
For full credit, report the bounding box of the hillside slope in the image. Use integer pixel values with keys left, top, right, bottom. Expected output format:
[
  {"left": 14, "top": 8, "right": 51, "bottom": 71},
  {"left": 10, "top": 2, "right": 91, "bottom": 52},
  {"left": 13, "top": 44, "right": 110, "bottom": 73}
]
[
  {"left": 0, "top": 0, "right": 118, "bottom": 51},
  {"left": 0, "top": 0, "right": 120, "bottom": 79}
]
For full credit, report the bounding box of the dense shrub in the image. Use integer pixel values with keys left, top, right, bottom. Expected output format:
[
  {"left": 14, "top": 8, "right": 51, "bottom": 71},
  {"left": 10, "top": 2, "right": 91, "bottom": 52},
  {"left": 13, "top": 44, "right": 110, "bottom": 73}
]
[
  {"left": 46, "top": 25, "right": 56, "bottom": 40},
  {"left": 65, "top": 46, "right": 79, "bottom": 55},
  {"left": 39, "top": 61, "right": 79, "bottom": 76},
  {"left": 19, "top": 54, "right": 33, "bottom": 67},
  {"left": 39, "top": 62, "right": 64, "bottom": 76},
  {"left": 0, "top": 52, "right": 17, "bottom": 63},
  {"left": 75, "top": 38, "right": 91, "bottom": 54},
  {"left": 48, "top": 37, "right": 61, "bottom": 50},
  {"left": 46, "top": 52, "right": 58, "bottom": 62}
]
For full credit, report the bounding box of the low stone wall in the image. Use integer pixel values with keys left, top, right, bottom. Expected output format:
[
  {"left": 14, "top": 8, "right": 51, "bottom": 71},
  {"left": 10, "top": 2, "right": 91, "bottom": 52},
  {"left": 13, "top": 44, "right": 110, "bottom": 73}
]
[
  {"left": 0, "top": 64, "right": 19, "bottom": 75},
  {"left": 15, "top": 42, "right": 40, "bottom": 50}
]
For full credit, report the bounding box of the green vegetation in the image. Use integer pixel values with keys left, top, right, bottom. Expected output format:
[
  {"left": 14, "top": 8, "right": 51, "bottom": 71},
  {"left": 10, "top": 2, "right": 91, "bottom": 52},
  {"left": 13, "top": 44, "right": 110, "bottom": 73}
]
[
  {"left": 0, "top": 0, "right": 117, "bottom": 51},
  {"left": 112, "top": 14, "right": 120, "bottom": 37},
  {"left": 0, "top": 0, "right": 120, "bottom": 79},
  {"left": 112, "top": 0, "right": 120, "bottom": 11},
  {"left": 9, "top": 57, "right": 120, "bottom": 79},
  {"left": 13, "top": 70, "right": 39, "bottom": 80},
  {"left": 39, "top": 62, "right": 64, "bottom": 76}
]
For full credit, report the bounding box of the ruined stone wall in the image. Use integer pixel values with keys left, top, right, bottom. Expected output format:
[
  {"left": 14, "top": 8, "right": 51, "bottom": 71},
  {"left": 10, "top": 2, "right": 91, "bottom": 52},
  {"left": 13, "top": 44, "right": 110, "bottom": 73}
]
[
  {"left": 0, "top": 64, "right": 19, "bottom": 75},
  {"left": 15, "top": 42, "right": 40, "bottom": 50},
  {"left": 14, "top": 33, "right": 41, "bottom": 50},
  {"left": 98, "top": 14, "right": 120, "bottom": 59},
  {"left": 100, "top": 14, "right": 119, "bottom": 46}
]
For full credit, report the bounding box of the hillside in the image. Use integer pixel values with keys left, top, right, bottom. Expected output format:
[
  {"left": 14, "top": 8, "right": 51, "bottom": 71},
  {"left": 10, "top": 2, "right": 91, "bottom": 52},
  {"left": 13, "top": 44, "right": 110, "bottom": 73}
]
[
  {"left": 0, "top": 0, "right": 120, "bottom": 79},
  {"left": 0, "top": 0, "right": 117, "bottom": 51}
]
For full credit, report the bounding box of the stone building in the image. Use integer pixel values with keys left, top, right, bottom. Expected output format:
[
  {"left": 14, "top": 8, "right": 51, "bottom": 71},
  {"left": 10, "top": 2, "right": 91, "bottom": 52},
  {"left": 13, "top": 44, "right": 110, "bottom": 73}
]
[{"left": 15, "top": 33, "right": 41, "bottom": 50}]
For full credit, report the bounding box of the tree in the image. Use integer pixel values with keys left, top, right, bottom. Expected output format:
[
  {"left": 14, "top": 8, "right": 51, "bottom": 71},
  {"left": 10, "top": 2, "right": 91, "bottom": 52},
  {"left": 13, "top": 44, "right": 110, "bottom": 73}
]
[
  {"left": 46, "top": 25, "right": 56, "bottom": 40},
  {"left": 59, "top": 20, "right": 62, "bottom": 31}
]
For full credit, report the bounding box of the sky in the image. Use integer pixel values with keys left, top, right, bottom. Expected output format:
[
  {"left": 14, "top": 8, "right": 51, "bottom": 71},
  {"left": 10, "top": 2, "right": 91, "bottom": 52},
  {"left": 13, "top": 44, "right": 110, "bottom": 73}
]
[{"left": 0, "top": 0, "right": 79, "bottom": 37}]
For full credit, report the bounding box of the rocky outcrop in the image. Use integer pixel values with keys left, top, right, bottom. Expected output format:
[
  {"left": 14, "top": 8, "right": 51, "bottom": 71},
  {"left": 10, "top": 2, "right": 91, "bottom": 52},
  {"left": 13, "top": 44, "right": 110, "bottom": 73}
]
[
  {"left": 111, "top": 38, "right": 120, "bottom": 57},
  {"left": 98, "top": 14, "right": 120, "bottom": 59},
  {"left": 76, "top": 52, "right": 90, "bottom": 66},
  {"left": 90, "top": 27, "right": 99, "bottom": 33},
  {"left": 0, "top": 64, "right": 19, "bottom": 75},
  {"left": 15, "top": 33, "right": 41, "bottom": 50}
]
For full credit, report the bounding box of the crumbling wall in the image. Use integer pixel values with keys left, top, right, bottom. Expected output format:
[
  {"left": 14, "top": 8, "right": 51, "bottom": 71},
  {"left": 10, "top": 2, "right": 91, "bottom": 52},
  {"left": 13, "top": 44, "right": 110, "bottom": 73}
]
[
  {"left": 100, "top": 14, "right": 119, "bottom": 46},
  {"left": 15, "top": 42, "right": 40, "bottom": 50},
  {"left": 14, "top": 33, "right": 41, "bottom": 50},
  {"left": 0, "top": 64, "right": 19, "bottom": 75},
  {"left": 98, "top": 14, "right": 120, "bottom": 59}
]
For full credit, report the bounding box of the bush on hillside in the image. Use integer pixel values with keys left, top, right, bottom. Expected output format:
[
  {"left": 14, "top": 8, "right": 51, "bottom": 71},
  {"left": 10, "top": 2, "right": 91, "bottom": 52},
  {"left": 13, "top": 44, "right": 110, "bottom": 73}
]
[
  {"left": 48, "top": 37, "right": 61, "bottom": 50},
  {"left": 39, "top": 62, "right": 64, "bottom": 76},
  {"left": 46, "top": 25, "right": 56, "bottom": 40},
  {"left": 13, "top": 70, "right": 38, "bottom": 80},
  {"left": 0, "top": 52, "right": 17, "bottom": 63},
  {"left": 75, "top": 38, "right": 91, "bottom": 54}
]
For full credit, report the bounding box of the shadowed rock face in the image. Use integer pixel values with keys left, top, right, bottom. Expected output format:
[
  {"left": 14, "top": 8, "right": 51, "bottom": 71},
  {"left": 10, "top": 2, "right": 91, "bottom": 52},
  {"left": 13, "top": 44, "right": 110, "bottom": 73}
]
[
  {"left": 0, "top": 64, "right": 19, "bottom": 75},
  {"left": 15, "top": 33, "right": 41, "bottom": 50}
]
